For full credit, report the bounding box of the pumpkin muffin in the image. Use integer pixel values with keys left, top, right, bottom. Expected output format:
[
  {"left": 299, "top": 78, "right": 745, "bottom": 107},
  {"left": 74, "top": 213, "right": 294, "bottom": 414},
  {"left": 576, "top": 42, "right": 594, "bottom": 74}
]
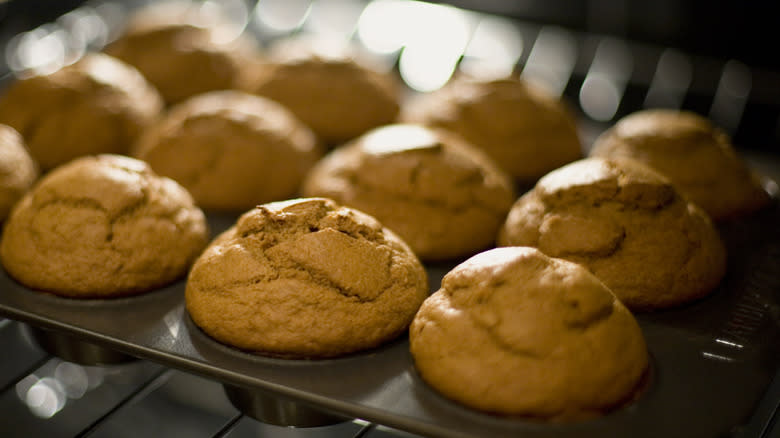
[
  {"left": 0, "top": 154, "right": 208, "bottom": 297},
  {"left": 185, "top": 197, "right": 428, "bottom": 358},
  {"left": 133, "top": 90, "right": 321, "bottom": 211},
  {"left": 302, "top": 124, "right": 516, "bottom": 261},
  {"left": 0, "top": 53, "right": 163, "bottom": 171},
  {"left": 0, "top": 124, "right": 38, "bottom": 221},
  {"left": 410, "top": 246, "right": 649, "bottom": 420},
  {"left": 401, "top": 75, "right": 582, "bottom": 184},
  {"left": 590, "top": 109, "right": 771, "bottom": 220},
  {"left": 498, "top": 157, "right": 727, "bottom": 311},
  {"left": 105, "top": 0, "right": 259, "bottom": 105}
]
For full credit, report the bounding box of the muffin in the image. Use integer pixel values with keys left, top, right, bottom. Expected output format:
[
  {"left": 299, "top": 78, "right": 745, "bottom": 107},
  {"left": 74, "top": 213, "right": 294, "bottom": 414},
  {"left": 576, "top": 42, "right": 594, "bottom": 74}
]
[
  {"left": 133, "top": 90, "right": 321, "bottom": 211},
  {"left": 302, "top": 124, "right": 516, "bottom": 261},
  {"left": 248, "top": 36, "right": 400, "bottom": 145},
  {"left": 0, "top": 53, "right": 163, "bottom": 172},
  {"left": 104, "top": 0, "right": 258, "bottom": 105},
  {"left": 401, "top": 75, "right": 582, "bottom": 184},
  {"left": 0, "top": 124, "right": 38, "bottom": 221},
  {"left": 410, "top": 246, "right": 649, "bottom": 420},
  {"left": 0, "top": 154, "right": 208, "bottom": 297},
  {"left": 498, "top": 157, "right": 727, "bottom": 311},
  {"left": 589, "top": 109, "right": 771, "bottom": 221},
  {"left": 185, "top": 197, "right": 428, "bottom": 358}
]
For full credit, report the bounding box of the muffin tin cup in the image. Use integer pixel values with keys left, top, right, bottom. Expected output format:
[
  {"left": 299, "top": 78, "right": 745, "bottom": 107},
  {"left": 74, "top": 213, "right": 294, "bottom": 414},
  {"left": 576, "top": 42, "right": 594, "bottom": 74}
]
[
  {"left": 224, "top": 383, "right": 350, "bottom": 427},
  {"left": 22, "top": 324, "right": 138, "bottom": 366}
]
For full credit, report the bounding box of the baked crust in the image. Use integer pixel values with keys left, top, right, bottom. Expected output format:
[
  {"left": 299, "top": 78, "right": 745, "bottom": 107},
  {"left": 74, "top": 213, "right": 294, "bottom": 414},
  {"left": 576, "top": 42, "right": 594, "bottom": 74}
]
[
  {"left": 410, "top": 246, "right": 649, "bottom": 420},
  {"left": 498, "top": 157, "right": 727, "bottom": 311},
  {"left": 133, "top": 90, "right": 321, "bottom": 211},
  {"left": 590, "top": 109, "right": 771, "bottom": 220},
  {"left": 401, "top": 75, "right": 582, "bottom": 183},
  {"left": 302, "top": 124, "right": 516, "bottom": 261},
  {"left": 185, "top": 197, "right": 428, "bottom": 358},
  {"left": 0, "top": 154, "right": 208, "bottom": 297},
  {"left": 0, "top": 53, "right": 163, "bottom": 171}
]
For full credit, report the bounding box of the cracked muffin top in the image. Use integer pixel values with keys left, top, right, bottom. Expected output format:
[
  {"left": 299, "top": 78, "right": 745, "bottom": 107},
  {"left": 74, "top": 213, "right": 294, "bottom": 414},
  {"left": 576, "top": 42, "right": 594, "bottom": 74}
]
[
  {"left": 302, "top": 124, "right": 516, "bottom": 261},
  {"left": 409, "top": 246, "right": 649, "bottom": 420},
  {"left": 498, "top": 157, "right": 727, "bottom": 311},
  {"left": 132, "top": 90, "right": 321, "bottom": 211},
  {"left": 400, "top": 75, "right": 582, "bottom": 184},
  {"left": 185, "top": 197, "right": 428, "bottom": 358},
  {"left": 0, "top": 154, "right": 208, "bottom": 297},
  {"left": 589, "top": 109, "right": 771, "bottom": 221},
  {"left": 0, "top": 124, "right": 38, "bottom": 221},
  {"left": 0, "top": 53, "right": 163, "bottom": 172}
]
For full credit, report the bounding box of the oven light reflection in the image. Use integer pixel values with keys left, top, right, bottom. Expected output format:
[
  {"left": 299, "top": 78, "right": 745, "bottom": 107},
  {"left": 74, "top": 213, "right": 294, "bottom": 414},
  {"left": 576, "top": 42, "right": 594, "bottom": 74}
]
[
  {"left": 304, "top": 0, "right": 365, "bottom": 40},
  {"left": 579, "top": 37, "right": 632, "bottom": 121},
  {"left": 15, "top": 360, "right": 106, "bottom": 419},
  {"left": 26, "top": 377, "right": 66, "bottom": 419},
  {"left": 579, "top": 73, "right": 621, "bottom": 122},
  {"left": 709, "top": 60, "right": 751, "bottom": 135},
  {"left": 356, "top": 0, "right": 409, "bottom": 54},
  {"left": 164, "top": 307, "right": 182, "bottom": 341},
  {"left": 358, "top": 0, "right": 473, "bottom": 92},
  {"left": 6, "top": 26, "right": 67, "bottom": 76},
  {"left": 459, "top": 16, "right": 524, "bottom": 80},
  {"left": 199, "top": 0, "right": 251, "bottom": 44},
  {"left": 396, "top": 2, "right": 472, "bottom": 92},
  {"left": 520, "top": 26, "right": 576, "bottom": 98},
  {"left": 701, "top": 352, "right": 735, "bottom": 363},
  {"left": 715, "top": 338, "right": 744, "bottom": 349},
  {"left": 252, "top": 0, "right": 312, "bottom": 35},
  {"left": 643, "top": 48, "right": 692, "bottom": 109}
]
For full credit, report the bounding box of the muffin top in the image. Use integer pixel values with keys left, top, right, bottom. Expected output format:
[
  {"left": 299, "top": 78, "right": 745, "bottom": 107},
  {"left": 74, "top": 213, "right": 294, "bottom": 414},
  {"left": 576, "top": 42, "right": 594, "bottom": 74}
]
[
  {"left": 410, "top": 246, "right": 649, "bottom": 420},
  {"left": 590, "top": 109, "right": 771, "bottom": 220},
  {"left": 498, "top": 157, "right": 727, "bottom": 311},
  {"left": 248, "top": 36, "right": 400, "bottom": 145},
  {"left": 105, "top": 0, "right": 258, "bottom": 105},
  {"left": 0, "top": 154, "right": 208, "bottom": 297},
  {"left": 133, "top": 90, "right": 321, "bottom": 211},
  {"left": 302, "top": 124, "right": 516, "bottom": 261},
  {"left": 0, "top": 53, "right": 163, "bottom": 171},
  {"left": 0, "top": 124, "right": 38, "bottom": 221},
  {"left": 401, "top": 75, "right": 582, "bottom": 183},
  {"left": 185, "top": 197, "right": 428, "bottom": 358}
]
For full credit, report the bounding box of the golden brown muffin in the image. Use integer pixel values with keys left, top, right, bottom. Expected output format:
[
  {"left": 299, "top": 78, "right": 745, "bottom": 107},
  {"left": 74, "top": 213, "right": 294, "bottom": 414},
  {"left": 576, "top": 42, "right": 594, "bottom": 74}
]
[
  {"left": 589, "top": 109, "right": 771, "bottom": 221},
  {"left": 498, "top": 157, "right": 726, "bottom": 311},
  {"left": 133, "top": 90, "right": 321, "bottom": 211},
  {"left": 401, "top": 75, "right": 582, "bottom": 184},
  {"left": 410, "top": 246, "right": 649, "bottom": 420},
  {"left": 0, "top": 154, "right": 208, "bottom": 297},
  {"left": 302, "top": 124, "right": 516, "bottom": 261},
  {"left": 185, "top": 197, "right": 428, "bottom": 358},
  {"left": 104, "top": 0, "right": 259, "bottom": 105},
  {"left": 0, "top": 124, "right": 38, "bottom": 221},
  {"left": 0, "top": 53, "right": 163, "bottom": 172},
  {"left": 248, "top": 36, "right": 400, "bottom": 145}
]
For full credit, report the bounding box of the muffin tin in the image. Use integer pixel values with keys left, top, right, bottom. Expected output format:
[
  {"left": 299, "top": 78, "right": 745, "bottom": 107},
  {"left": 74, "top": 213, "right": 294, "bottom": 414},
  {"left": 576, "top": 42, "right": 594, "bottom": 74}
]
[{"left": 1, "top": 192, "right": 779, "bottom": 438}]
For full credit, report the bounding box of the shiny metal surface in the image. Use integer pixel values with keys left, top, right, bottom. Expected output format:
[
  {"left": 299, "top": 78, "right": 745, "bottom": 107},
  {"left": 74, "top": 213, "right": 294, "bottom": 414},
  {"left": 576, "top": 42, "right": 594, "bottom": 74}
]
[{"left": 23, "top": 325, "right": 138, "bottom": 366}]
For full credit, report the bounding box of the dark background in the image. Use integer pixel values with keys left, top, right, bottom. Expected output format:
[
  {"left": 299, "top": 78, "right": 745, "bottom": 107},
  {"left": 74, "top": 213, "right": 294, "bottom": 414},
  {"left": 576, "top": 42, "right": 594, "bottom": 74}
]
[
  {"left": 1, "top": 0, "right": 778, "bottom": 72},
  {"left": 437, "top": 0, "right": 779, "bottom": 73}
]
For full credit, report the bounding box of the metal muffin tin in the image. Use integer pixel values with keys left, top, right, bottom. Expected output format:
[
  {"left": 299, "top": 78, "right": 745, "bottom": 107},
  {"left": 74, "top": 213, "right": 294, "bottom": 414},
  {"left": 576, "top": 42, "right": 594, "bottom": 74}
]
[{"left": 1, "top": 193, "right": 779, "bottom": 437}]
